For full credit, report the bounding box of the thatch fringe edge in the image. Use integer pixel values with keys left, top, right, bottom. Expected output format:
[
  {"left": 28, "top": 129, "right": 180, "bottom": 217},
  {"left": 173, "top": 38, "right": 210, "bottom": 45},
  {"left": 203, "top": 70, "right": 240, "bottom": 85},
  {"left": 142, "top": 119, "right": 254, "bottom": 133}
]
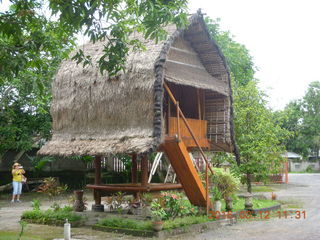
[
  {"left": 193, "top": 11, "right": 240, "bottom": 164},
  {"left": 153, "top": 11, "right": 240, "bottom": 164}
]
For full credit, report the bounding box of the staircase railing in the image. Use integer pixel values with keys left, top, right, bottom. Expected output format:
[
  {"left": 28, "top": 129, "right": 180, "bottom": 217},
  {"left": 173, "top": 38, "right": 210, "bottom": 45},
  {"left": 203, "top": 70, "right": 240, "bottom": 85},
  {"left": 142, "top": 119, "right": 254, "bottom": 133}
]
[{"left": 164, "top": 82, "right": 214, "bottom": 213}]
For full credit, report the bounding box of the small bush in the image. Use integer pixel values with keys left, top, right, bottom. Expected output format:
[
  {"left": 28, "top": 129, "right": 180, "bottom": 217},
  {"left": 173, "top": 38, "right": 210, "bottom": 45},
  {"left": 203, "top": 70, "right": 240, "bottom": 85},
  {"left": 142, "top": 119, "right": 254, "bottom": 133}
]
[
  {"left": 21, "top": 206, "right": 82, "bottom": 225},
  {"left": 306, "top": 165, "right": 314, "bottom": 173},
  {"left": 154, "top": 191, "right": 199, "bottom": 220},
  {"left": 98, "top": 215, "right": 213, "bottom": 231},
  {"left": 31, "top": 199, "right": 41, "bottom": 211},
  {"left": 99, "top": 217, "right": 152, "bottom": 230},
  {"left": 37, "top": 177, "right": 68, "bottom": 199},
  {"left": 210, "top": 168, "right": 240, "bottom": 200}
]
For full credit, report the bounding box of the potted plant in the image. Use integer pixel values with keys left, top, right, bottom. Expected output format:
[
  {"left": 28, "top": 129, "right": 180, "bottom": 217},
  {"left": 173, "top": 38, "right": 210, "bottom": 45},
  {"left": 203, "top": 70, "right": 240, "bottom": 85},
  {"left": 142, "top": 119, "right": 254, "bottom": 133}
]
[
  {"left": 150, "top": 200, "right": 167, "bottom": 231},
  {"left": 210, "top": 168, "right": 240, "bottom": 212},
  {"left": 141, "top": 193, "right": 153, "bottom": 218},
  {"left": 211, "top": 187, "right": 222, "bottom": 212}
]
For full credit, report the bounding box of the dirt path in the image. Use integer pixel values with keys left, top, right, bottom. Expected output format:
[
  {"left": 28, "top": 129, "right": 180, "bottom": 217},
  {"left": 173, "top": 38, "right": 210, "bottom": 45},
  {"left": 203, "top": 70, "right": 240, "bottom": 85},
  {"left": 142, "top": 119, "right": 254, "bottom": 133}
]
[{"left": 170, "top": 174, "right": 320, "bottom": 240}]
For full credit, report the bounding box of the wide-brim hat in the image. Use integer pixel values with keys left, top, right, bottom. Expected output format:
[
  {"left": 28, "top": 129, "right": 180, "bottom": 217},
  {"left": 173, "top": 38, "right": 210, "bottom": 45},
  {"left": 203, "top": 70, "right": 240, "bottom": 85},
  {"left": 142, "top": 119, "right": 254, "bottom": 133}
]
[{"left": 13, "top": 163, "right": 21, "bottom": 166}]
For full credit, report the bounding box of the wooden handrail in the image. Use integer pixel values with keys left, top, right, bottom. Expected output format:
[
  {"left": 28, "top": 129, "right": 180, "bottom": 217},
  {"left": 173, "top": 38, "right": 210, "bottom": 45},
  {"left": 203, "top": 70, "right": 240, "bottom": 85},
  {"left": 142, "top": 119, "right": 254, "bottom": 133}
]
[
  {"left": 164, "top": 82, "right": 214, "bottom": 176},
  {"left": 177, "top": 101, "right": 180, "bottom": 139}
]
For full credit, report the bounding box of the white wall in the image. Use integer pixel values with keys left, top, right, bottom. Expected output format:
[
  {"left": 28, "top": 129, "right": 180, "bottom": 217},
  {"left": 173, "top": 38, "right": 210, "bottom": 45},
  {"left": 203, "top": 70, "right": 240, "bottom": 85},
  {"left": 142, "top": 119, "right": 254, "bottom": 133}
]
[{"left": 289, "top": 160, "right": 320, "bottom": 172}]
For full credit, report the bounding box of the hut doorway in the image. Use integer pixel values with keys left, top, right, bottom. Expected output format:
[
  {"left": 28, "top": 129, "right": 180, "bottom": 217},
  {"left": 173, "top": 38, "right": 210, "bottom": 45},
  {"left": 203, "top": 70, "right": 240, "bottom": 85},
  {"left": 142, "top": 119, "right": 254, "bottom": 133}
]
[
  {"left": 164, "top": 82, "right": 210, "bottom": 149},
  {"left": 164, "top": 83, "right": 204, "bottom": 120}
]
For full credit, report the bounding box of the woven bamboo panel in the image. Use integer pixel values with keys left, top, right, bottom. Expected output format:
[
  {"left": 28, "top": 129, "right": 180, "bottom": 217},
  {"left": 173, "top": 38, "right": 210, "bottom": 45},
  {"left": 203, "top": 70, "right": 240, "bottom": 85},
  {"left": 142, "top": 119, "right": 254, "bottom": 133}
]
[{"left": 204, "top": 90, "right": 230, "bottom": 145}]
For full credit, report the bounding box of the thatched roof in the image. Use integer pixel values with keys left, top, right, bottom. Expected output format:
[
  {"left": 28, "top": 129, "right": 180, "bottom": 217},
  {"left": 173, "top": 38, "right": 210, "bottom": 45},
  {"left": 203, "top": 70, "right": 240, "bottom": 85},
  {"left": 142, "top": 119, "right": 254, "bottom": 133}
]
[{"left": 39, "top": 12, "right": 239, "bottom": 159}]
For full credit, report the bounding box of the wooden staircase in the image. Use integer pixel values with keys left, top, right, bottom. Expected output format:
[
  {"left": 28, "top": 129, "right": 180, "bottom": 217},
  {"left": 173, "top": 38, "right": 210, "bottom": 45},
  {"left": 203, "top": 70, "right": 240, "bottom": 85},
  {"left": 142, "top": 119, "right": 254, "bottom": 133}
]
[
  {"left": 163, "top": 137, "right": 208, "bottom": 207},
  {"left": 163, "top": 82, "right": 213, "bottom": 210}
]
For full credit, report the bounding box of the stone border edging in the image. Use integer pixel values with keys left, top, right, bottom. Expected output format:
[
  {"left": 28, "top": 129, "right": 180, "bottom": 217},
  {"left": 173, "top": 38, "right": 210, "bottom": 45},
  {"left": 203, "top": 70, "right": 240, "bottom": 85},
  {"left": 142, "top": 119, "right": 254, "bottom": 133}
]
[{"left": 93, "top": 218, "right": 235, "bottom": 239}]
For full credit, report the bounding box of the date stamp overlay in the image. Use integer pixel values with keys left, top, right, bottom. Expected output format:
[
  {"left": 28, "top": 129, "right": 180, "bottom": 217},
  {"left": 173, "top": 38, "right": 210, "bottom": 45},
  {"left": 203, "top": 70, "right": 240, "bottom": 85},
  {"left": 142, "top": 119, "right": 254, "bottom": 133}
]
[{"left": 208, "top": 210, "right": 307, "bottom": 220}]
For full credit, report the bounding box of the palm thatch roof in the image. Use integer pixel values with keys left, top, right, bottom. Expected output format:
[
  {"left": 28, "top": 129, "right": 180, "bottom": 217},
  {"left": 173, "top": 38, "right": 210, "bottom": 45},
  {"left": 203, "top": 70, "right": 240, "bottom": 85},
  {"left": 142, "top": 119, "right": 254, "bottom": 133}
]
[{"left": 39, "top": 12, "right": 239, "bottom": 159}]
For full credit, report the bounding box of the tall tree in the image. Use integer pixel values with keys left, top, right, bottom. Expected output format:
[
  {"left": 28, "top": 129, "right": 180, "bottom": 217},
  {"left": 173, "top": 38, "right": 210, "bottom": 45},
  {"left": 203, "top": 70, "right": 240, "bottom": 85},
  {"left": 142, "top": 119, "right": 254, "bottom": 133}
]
[
  {"left": 233, "top": 81, "right": 289, "bottom": 192},
  {"left": 301, "top": 81, "right": 320, "bottom": 158},
  {"left": 279, "top": 81, "right": 320, "bottom": 159},
  {"left": 275, "top": 100, "right": 308, "bottom": 157},
  {"left": 1, "top": 0, "right": 188, "bottom": 80},
  {"left": 206, "top": 17, "right": 289, "bottom": 192},
  {"left": 205, "top": 17, "right": 255, "bottom": 86},
  {"left": 0, "top": 0, "right": 73, "bottom": 154},
  {"left": 0, "top": 0, "right": 188, "bottom": 155}
]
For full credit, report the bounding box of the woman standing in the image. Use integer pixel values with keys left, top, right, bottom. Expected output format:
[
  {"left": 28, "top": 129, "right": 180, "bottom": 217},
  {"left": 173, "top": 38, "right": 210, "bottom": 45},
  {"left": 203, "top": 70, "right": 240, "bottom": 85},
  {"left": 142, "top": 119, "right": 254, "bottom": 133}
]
[{"left": 11, "top": 163, "right": 25, "bottom": 203}]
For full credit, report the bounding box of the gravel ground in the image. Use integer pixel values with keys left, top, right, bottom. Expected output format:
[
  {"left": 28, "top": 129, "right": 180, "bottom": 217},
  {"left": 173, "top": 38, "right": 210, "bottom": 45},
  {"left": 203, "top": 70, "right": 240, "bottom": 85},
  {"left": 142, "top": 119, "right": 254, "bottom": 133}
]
[{"left": 0, "top": 174, "right": 319, "bottom": 240}]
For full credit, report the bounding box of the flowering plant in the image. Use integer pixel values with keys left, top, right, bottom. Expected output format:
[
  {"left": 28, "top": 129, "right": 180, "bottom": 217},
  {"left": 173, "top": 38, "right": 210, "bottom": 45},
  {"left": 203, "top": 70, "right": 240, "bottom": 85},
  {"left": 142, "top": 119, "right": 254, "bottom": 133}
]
[
  {"left": 151, "top": 200, "right": 167, "bottom": 221},
  {"left": 159, "top": 191, "right": 199, "bottom": 219}
]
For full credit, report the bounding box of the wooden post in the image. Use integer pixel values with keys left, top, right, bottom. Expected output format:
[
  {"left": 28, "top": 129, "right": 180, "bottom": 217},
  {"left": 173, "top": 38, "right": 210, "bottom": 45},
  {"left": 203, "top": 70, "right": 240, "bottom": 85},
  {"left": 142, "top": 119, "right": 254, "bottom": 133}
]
[
  {"left": 285, "top": 161, "right": 289, "bottom": 184},
  {"left": 92, "top": 155, "right": 104, "bottom": 212},
  {"left": 177, "top": 101, "right": 180, "bottom": 140},
  {"left": 141, "top": 154, "right": 149, "bottom": 187},
  {"left": 131, "top": 153, "right": 138, "bottom": 184},
  {"left": 197, "top": 89, "right": 201, "bottom": 120},
  {"left": 205, "top": 158, "right": 209, "bottom": 215},
  {"left": 94, "top": 156, "right": 102, "bottom": 185},
  {"left": 131, "top": 153, "right": 139, "bottom": 199},
  {"left": 197, "top": 89, "right": 202, "bottom": 141},
  {"left": 168, "top": 94, "right": 171, "bottom": 134}
]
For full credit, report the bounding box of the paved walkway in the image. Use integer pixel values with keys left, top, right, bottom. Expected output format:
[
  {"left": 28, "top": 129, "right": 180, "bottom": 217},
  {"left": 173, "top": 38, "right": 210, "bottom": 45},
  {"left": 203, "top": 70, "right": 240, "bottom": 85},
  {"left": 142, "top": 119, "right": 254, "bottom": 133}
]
[{"left": 171, "top": 174, "right": 320, "bottom": 240}]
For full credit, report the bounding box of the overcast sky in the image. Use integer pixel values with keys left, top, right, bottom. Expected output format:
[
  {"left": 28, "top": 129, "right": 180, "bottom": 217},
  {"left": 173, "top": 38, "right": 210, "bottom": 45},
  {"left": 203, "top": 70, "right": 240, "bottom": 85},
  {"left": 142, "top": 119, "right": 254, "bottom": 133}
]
[
  {"left": 2, "top": 0, "right": 319, "bottom": 110},
  {"left": 189, "top": 0, "right": 320, "bottom": 110}
]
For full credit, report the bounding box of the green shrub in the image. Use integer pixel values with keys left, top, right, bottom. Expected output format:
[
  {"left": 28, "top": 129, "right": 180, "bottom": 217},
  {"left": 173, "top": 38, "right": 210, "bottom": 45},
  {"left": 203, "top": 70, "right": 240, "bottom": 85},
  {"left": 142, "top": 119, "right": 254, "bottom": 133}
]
[
  {"left": 98, "top": 215, "right": 213, "bottom": 231},
  {"left": 21, "top": 206, "right": 82, "bottom": 225},
  {"left": 37, "top": 177, "right": 68, "bottom": 199},
  {"left": 306, "top": 165, "right": 314, "bottom": 173},
  {"left": 155, "top": 191, "right": 199, "bottom": 220},
  {"left": 31, "top": 199, "right": 41, "bottom": 211},
  {"left": 210, "top": 168, "right": 240, "bottom": 199},
  {"left": 99, "top": 217, "right": 152, "bottom": 230}
]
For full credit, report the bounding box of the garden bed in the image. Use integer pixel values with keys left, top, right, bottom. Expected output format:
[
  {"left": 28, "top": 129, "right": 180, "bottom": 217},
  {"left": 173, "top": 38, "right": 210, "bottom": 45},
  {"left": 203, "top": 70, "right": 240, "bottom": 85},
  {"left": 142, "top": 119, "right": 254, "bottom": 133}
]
[
  {"left": 93, "top": 216, "right": 234, "bottom": 239},
  {"left": 21, "top": 206, "right": 85, "bottom": 227},
  {"left": 92, "top": 202, "right": 281, "bottom": 238}
]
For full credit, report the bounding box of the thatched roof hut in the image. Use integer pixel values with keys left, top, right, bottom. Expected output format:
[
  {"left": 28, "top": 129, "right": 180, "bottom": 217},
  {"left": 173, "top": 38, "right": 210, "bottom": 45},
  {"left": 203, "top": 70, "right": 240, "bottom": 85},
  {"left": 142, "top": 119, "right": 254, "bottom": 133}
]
[{"left": 39, "top": 12, "right": 239, "bottom": 161}]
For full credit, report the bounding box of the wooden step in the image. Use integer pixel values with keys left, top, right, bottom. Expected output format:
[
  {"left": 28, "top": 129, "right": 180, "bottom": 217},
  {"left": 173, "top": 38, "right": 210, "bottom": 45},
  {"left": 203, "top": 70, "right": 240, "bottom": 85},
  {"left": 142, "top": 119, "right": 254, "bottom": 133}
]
[{"left": 163, "top": 138, "right": 208, "bottom": 207}]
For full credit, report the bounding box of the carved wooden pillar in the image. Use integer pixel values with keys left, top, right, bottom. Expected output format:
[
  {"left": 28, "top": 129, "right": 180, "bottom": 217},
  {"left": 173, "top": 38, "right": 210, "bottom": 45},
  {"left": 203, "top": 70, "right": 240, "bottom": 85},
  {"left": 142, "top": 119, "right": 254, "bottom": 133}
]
[{"left": 92, "top": 155, "right": 104, "bottom": 212}]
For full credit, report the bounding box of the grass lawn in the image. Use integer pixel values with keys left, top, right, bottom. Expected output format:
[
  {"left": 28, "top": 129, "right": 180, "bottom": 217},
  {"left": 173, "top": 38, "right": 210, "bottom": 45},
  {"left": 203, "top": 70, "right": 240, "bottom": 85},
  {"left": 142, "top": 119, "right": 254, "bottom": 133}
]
[
  {"left": 220, "top": 198, "right": 279, "bottom": 212},
  {"left": 278, "top": 199, "right": 303, "bottom": 209},
  {"left": 0, "top": 231, "right": 45, "bottom": 240},
  {"left": 252, "top": 185, "right": 275, "bottom": 192}
]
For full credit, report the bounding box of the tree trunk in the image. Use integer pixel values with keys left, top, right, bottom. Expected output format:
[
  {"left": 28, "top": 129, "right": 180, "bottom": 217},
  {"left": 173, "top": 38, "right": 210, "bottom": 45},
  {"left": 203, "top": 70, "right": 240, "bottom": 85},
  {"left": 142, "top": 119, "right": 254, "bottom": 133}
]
[{"left": 246, "top": 173, "right": 252, "bottom": 193}]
